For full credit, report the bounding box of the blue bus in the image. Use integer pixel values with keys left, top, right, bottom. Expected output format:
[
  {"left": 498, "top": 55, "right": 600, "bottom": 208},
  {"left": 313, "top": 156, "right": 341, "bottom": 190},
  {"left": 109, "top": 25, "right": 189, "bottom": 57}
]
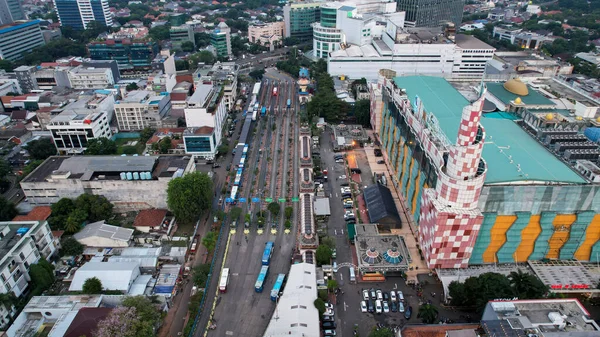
[
  {"left": 261, "top": 106, "right": 267, "bottom": 116},
  {"left": 262, "top": 241, "right": 274, "bottom": 265},
  {"left": 287, "top": 99, "right": 291, "bottom": 108},
  {"left": 270, "top": 274, "right": 286, "bottom": 301},
  {"left": 255, "top": 265, "right": 269, "bottom": 293}
]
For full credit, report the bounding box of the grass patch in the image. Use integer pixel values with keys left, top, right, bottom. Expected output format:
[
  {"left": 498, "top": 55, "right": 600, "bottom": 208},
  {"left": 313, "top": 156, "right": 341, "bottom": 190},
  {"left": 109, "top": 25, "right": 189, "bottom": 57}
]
[
  {"left": 115, "top": 137, "right": 145, "bottom": 155},
  {"left": 175, "top": 221, "right": 196, "bottom": 236}
]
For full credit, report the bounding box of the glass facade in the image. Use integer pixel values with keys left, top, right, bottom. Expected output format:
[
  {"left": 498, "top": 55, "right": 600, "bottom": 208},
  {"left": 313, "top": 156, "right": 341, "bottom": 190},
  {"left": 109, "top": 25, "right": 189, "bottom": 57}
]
[
  {"left": 91, "top": 0, "right": 108, "bottom": 26},
  {"left": 88, "top": 40, "right": 159, "bottom": 70},
  {"left": 320, "top": 7, "right": 337, "bottom": 28},
  {"left": 54, "top": 0, "right": 85, "bottom": 29},
  {"left": 184, "top": 136, "right": 213, "bottom": 153},
  {"left": 396, "top": 0, "right": 464, "bottom": 27},
  {"left": 54, "top": 0, "right": 111, "bottom": 29},
  {"left": 211, "top": 32, "right": 229, "bottom": 58},
  {"left": 288, "top": 5, "right": 321, "bottom": 41}
]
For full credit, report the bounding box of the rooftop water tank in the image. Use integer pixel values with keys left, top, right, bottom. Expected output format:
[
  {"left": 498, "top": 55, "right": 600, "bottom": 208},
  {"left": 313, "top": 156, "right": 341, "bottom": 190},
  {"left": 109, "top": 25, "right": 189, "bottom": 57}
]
[
  {"left": 126, "top": 172, "right": 133, "bottom": 180},
  {"left": 120, "top": 172, "right": 127, "bottom": 180},
  {"left": 133, "top": 172, "right": 140, "bottom": 180}
]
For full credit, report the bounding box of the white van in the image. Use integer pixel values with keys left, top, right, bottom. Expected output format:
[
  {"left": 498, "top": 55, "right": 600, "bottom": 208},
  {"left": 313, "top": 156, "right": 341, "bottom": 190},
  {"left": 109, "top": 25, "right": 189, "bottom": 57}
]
[{"left": 349, "top": 267, "right": 356, "bottom": 283}]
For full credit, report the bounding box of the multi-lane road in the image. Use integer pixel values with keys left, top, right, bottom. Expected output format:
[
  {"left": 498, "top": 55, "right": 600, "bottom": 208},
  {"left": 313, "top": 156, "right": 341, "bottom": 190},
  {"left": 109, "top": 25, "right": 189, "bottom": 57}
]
[{"left": 194, "top": 70, "right": 301, "bottom": 337}]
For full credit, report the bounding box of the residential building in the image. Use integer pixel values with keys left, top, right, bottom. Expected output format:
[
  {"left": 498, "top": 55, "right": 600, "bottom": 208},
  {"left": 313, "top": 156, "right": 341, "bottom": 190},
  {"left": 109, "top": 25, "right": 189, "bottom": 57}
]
[
  {"left": 0, "top": 73, "right": 20, "bottom": 95},
  {"left": 0, "top": 221, "right": 56, "bottom": 314},
  {"left": 114, "top": 90, "right": 171, "bottom": 131},
  {"left": 170, "top": 25, "right": 195, "bottom": 49},
  {"left": 87, "top": 39, "right": 159, "bottom": 71},
  {"left": 133, "top": 209, "right": 168, "bottom": 233},
  {"left": 481, "top": 299, "right": 600, "bottom": 336},
  {"left": 248, "top": 22, "right": 285, "bottom": 45},
  {"left": 327, "top": 18, "right": 495, "bottom": 80},
  {"left": 396, "top": 0, "right": 464, "bottom": 27},
  {"left": 107, "top": 26, "right": 148, "bottom": 40},
  {"left": 81, "top": 59, "right": 120, "bottom": 83},
  {"left": 53, "top": 0, "right": 113, "bottom": 30},
  {"left": 20, "top": 155, "right": 195, "bottom": 210},
  {"left": 69, "top": 262, "right": 140, "bottom": 291},
  {"left": 145, "top": 128, "right": 185, "bottom": 154},
  {"left": 45, "top": 92, "right": 114, "bottom": 154},
  {"left": 73, "top": 221, "right": 133, "bottom": 248},
  {"left": 151, "top": 50, "right": 176, "bottom": 75},
  {"left": 0, "top": 21, "right": 45, "bottom": 62},
  {"left": 183, "top": 83, "right": 227, "bottom": 158},
  {"left": 262, "top": 263, "right": 319, "bottom": 337},
  {"left": 575, "top": 52, "right": 600, "bottom": 68},
  {"left": 372, "top": 75, "right": 600, "bottom": 270},
  {"left": 12, "top": 64, "right": 71, "bottom": 92},
  {"left": 284, "top": 1, "right": 322, "bottom": 41},
  {"left": 0, "top": 0, "right": 25, "bottom": 25},
  {"left": 193, "top": 62, "right": 239, "bottom": 110},
  {"left": 13, "top": 66, "right": 38, "bottom": 93},
  {"left": 492, "top": 26, "right": 553, "bottom": 50},
  {"left": 211, "top": 22, "right": 232, "bottom": 58},
  {"left": 67, "top": 66, "right": 115, "bottom": 89}
]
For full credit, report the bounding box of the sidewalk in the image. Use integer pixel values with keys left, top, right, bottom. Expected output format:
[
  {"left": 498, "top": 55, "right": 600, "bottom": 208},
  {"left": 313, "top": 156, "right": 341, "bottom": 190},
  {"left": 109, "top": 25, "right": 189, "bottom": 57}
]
[{"left": 361, "top": 132, "right": 429, "bottom": 280}]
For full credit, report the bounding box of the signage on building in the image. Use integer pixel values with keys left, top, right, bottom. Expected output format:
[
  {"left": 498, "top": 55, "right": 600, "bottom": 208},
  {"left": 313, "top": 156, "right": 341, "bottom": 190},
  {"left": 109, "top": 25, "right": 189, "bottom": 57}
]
[{"left": 550, "top": 284, "right": 590, "bottom": 290}]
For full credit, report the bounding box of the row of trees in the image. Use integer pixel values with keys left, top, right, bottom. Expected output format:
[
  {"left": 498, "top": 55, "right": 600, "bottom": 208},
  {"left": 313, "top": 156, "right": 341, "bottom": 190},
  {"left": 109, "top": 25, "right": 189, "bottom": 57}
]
[{"left": 49, "top": 195, "right": 114, "bottom": 233}]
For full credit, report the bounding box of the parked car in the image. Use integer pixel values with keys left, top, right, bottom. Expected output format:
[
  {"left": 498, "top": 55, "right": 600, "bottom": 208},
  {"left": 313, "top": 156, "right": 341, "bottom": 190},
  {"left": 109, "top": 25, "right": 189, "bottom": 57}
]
[
  {"left": 397, "top": 291, "right": 404, "bottom": 301},
  {"left": 398, "top": 302, "right": 405, "bottom": 313},
  {"left": 331, "top": 249, "right": 337, "bottom": 259},
  {"left": 325, "top": 303, "right": 334, "bottom": 310},
  {"left": 362, "top": 289, "right": 370, "bottom": 301},
  {"left": 322, "top": 321, "right": 337, "bottom": 329},
  {"left": 374, "top": 149, "right": 383, "bottom": 156},
  {"left": 383, "top": 292, "right": 389, "bottom": 301},
  {"left": 404, "top": 306, "right": 412, "bottom": 319},
  {"left": 344, "top": 203, "right": 353, "bottom": 209},
  {"left": 324, "top": 330, "right": 336, "bottom": 336},
  {"left": 376, "top": 289, "right": 383, "bottom": 300},
  {"left": 375, "top": 300, "right": 383, "bottom": 314},
  {"left": 323, "top": 315, "right": 335, "bottom": 322},
  {"left": 390, "top": 290, "right": 397, "bottom": 302},
  {"left": 335, "top": 159, "right": 344, "bottom": 163},
  {"left": 383, "top": 301, "right": 390, "bottom": 313},
  {"left": 370, "top": 288, "right": 376, "bottom": 300},
  {"left": 377, "top": 160, "right": 385, "bottom": 164},
  {"left": 338, "top": 175, "right": 347, "bottom": 180},
  {"left": 390, "top": 301, "right": 398, "bottom": 312},
  {"left": 367, "top": 300, "right": 375, "bottom": 313},
  {"left": 350, "top": 168, "right": 362, "bottom": 174},
  {"left": 360, "top": 301, "right": 367, "bottom": 313}
]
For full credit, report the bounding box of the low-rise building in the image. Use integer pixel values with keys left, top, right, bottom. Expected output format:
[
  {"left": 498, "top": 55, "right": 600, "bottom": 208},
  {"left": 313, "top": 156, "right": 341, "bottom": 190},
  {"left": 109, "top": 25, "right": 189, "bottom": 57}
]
[
  {"left": 151, "top": 50, "right": 177, "bottom": 76},
  {"left": 45, "top": 92, "right": 114, "bottom": 154},
  {"left": 0, "top": 21, "right": 45, "bottom": 61},
  {"left": 193, "top": 62, "right": 238, "bottom": 111},
  {"left": 73, "top": 221, "right": 133, "bottom": 248},
  {"left": 248, "top": 21, "right": 285, "bottom": 46},
  {"left": 492, "top": 26, "right": 554, "bottom": 50},
  {"left": 575, "top": 52, "right": 600, "bottom": 68},
  {"left": 69, "top": 262, "right": 141, "bottom": 292},
  {"left": 20, "top": 155, "right": 195, "bottom": 210},
  {"left": 68, "top": 66, "right": 115, "bottom": 89},
  {"left": 114, "top": 90, "right": 171, "bottom": 131},
  {"left": 133, "top": 209, "right": 168, "bottom": 233}
]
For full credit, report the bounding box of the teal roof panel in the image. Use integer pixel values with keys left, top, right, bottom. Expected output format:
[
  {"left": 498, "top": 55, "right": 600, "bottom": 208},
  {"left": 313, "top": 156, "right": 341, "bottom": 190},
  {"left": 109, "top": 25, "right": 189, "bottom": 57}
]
[{"left": 486, "top": 82, "right": 556, "bottom": 106}]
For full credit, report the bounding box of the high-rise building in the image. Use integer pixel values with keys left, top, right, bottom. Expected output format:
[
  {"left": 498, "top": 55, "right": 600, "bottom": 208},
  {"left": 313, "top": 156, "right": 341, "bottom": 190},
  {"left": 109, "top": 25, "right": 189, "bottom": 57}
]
[
  {"left": 87, "top": 39, "right": 159, "bottom": 71},
  {"left": 0, "top": 21, "right": 46, "bottom": 61},
  {"left": 53, "top": 0, "right": 113, "bottom": 30},
  {"left": 0, "top": 0, "right": 25, "bottom": 25},
  {"left": 396, "top": 0, "right": 464, "bottom": 27},
  {"left": 284, "top": 1, "right": 322, "bottom": 41},
  {"left": 170, "top": 25, "right": 195, "bottom": 50},
  {"left": 210, "top": 22, "right": 231, "bottom": 58}
]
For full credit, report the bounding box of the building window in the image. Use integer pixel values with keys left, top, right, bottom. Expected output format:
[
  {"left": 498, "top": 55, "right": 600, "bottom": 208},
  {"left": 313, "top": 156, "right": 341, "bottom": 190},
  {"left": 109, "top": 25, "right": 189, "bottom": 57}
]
[{"left": 19, "top": 253, "right": 24, "bottom": 261}]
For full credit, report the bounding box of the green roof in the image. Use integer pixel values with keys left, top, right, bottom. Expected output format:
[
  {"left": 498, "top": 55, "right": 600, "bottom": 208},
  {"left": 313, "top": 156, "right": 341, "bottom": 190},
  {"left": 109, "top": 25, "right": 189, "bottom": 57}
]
[
  {"left": 392, "top": 76, "right": 586, "bottom": 184},
  {"left": 393, "top": 76, "right": 468, "bottom": 141},
  {"left": 486, "top": 82, "right": 556, "bottom": 107}
]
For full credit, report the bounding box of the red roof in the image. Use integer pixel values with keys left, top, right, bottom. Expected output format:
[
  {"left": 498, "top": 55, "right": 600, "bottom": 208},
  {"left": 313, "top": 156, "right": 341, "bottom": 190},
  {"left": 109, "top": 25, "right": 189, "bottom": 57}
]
[
  {"left": 13, "top": 206, "right": 52, "bottom": 222},
  {"left": 170, "top": 92, "right": 188, "bottom": 102},
  {"left": 176, "top": 74, "right": 194, "bottom": 84},
  {"left": 40, "top": 62, "right": 58, "bottom": 67},
  {"left": 0, "top": 97, "right": 11, "bottom": 105},
  {"left": 401, "top": 324, "right": 479, "bottom": 337},
  {"left": 52, "top": 230, "right": 65, "bottom": 239},
  {"left": 133, "top": 209, "right": 168, "bottom": 227},
  {"left": 194, "top": 126, "right": 214, "bottom": 135}
]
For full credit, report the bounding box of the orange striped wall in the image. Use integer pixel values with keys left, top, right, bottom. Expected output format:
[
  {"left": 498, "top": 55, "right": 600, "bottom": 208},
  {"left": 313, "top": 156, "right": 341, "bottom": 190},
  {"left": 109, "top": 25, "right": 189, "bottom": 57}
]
[
  {"left": 514, "top": 215, "right": 541, "bottom": 262},
  {"left": 399, "top": 145, "right": 408, "bottom": 184},
  {"left": 575, "top": 214, "right": 600, "bottom": 260},
  {"left": 412, "top": 170, "right": 421, "bottom": 213},
  {"left": 405, "top": 157, "right": 415, "bottom": 197},
  {"left": 482, "top": 215, "right": 517, "bottom": 263},
  {"left": 546, "top": 214, "right": 576, "bottom": 259}
]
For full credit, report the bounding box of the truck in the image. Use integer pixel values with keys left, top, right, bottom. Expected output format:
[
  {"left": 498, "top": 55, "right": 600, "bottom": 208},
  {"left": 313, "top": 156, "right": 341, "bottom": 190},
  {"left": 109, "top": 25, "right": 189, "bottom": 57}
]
[
  {"left": 287, "top": 99, "right": 291, "bottom": 108},
  {"left": 273, "top": 87, "right": 278, "bottom": 96},
  {"left": 252, "top": 110, "right": 258, "bottom": 121},
  {"left": 261, "top": 106, "right": 267, "bottom": 116}
]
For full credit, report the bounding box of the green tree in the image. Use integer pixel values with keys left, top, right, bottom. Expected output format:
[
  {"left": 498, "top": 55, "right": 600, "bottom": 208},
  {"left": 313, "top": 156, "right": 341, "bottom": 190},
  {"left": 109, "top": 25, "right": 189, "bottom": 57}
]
[
  {"left": 321, "top": 236, "right": 336, "bottom": 250},
  {"left": 284, "top": 207, "right": 293, "bottom": 219},
  {"left": 284, "top": 220, "right": 291, "bottom": 229},
  {"left": 85, "top": 138, "right": 117, "bottom": 155},
  {"left": 167, "top": 172, "right": 214, "bottom": 224},
  {"left": 313, "top": 298, "right": 326, "bottom": 315},
  {"left": 29, "top": 259, "right": 55, "bottom": 295},
  {"left": 0, "top": 292, "right": 17, "bottom": 310},
  {"left": 148, "top": 25, "right": 171, "bottom": 41},
  {"left": 82, "top": 277, "right": 103, "bottom": 294},
  {"left": 193, "top": 263, "right": 211, "bottom": 287},
  {"left": 65, "top": 209, "right": 88, "bottom": 233},
  {"left": 327, "top": 279, "right": 338, "bottom": 292},
  {"left": 139, "top": 127, "right": 156, "bottom": 144},
  {"left": 0, "top": 60, "right": 13, "bottom": 72},
  {"left": 249, "top": 69, "right": 265, "bottom": 80},
  {"left": 0, "top": 159, "right": 11, "bottom": 179},
  {"left": 75, "top": 194, "right": 113, "bottom": 222},
  {"left": 49, "top": 198, "right": 76, "bottom": 230},
  {"left": 267, "top": 202, "right": 280, "bottom": 217},
  {"left": 188, "top": 50, "right": 216, "bottom": 68},
  {"left": 508, "top": 270, "right": 548, "bottom": 299},
  {"left": 417, "top": 304, "right": 438, "bottom": 324},
  {"left": 60, "top": 237, "right": 84, "bottom": 256},
  {"left": 368, "top": 327, "right": 394, "bottom": 337},
  {"left": 122, "top": 295, "right": 161, "bottom": 325},
  {"left": 202, "top": 231, "right": 217, "bottom": 253},
  {"left": 315, "top": 245, "right": 332, "bottom": 266},
  {"left": 217, "top": 144, "right": 229, "bottom": 155},
  {"left": 354, "top": 99, "right": 371, "bottom": 128},
  {"left": 126, "top": 83, "right": 139, "bottom": 91},
  {"left": 175, "top": 59, "right": 189, "bottom": 71},
  {"left": 158, "top": 137, "right": 172, "bottom": 154},
  {"left": 194, "top": 32, "right": 211, "bottom": 47},
  {"left": 0, "top": 197, "right": 17, "bottom": 221},
  {"left": 229, "top": 207, "right": 242, "bottom": 222},
  {"left": 24, "top": 138, "right": 57, "bottom": 160},
  {"left": 449, "top": 272, "right": 515, "bottom": 312},
  {"left": 181, "top": 41, "right": 195, "bottom": 52}
]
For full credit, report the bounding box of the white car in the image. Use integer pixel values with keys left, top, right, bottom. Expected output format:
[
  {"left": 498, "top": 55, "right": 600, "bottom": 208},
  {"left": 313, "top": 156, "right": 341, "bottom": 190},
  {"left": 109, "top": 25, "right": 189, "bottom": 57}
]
[
  {"left": 383, "top": 301, "right": 390, "bottom": 313},
  {"left": 397, "top": 291, "right": 404, "bottom": 301},
  {"left": 375, "top": 300, "right": 383, "bottom": 314},
  {"left": 325, "top": 308, "right": 334, "bottom": 316},
  {"left": 390, "top": 290, "right": 397, "bottom": 302},
  {"left": 362, "top": 289, "right": 369, "bottom": 301},
  {"left": 339, "top": 175, "right": 347, "bottom": 180},
  {"left": 335, "top": 159, "right": 344, "bottom": 163},
  {"left": 341, "top": 187, "right": 351, "bottom": 194},
  {"left": 398, "top": 302, "right": 405, "bottom": 313},
  {"left": 325, "top": 303, "right": 334, "bottom": 310},
  {"left": 376, "top": 289, "right": 383, "bottom": 300},
  {"left": 360, "top": 301, "right": 367, "bottom": 313}
]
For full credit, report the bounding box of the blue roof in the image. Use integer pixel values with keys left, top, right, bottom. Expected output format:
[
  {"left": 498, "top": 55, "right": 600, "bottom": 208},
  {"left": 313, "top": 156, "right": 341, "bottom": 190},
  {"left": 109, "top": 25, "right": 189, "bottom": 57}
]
[
  {"left": 392, "top": 76, "right": 586, "bottom": 184},
  {"left": 0, "top": 20, "right": 41, "bottom": 35}
]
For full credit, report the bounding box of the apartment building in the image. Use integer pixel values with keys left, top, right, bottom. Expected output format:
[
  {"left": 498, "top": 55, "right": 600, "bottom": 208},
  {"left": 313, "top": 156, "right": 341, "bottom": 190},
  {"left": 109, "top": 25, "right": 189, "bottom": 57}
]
[
  {"left": 68, "top": 66, "right": 115, "bottom": 89},
  {"left": 0, "top": 220, "right": 56, "bottom": 327},
  {"left": 193, "top": 62, "right": 238, "bottom": 111},
  {"left": 114, "top": 90, "right": 171, "bottom": 131},
  {"left": 248, "top": 22, "right": 285, "bottom": 45},
  {"left": 0, "top": 21, "right": 46, "bottom": 62},
  {"left": 46, "top": 92, "right": 114, "bottom": 154},
  {"left": 284, "top": 1, "right": 322, "bottom": 41}
]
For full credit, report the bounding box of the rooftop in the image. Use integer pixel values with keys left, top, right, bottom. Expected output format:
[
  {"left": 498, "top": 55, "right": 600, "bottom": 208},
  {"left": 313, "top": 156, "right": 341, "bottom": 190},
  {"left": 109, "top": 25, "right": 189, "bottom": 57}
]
[
  {"left": 0, "top": 20, "right": 41, "bottom": 35},
  {"left": 12, "top": 206, "right": 52, "bottom": 222},
  {"left": 133, "top": 209, "right": 168, "bottom": 227},
  {"left": 454, "top": 34, "right": 495, "bottom": 50},
  {"left": 73, "top": 220, "right": 133, "bottom": 243},
  {"left": 401, "top": 325, "right": 480, "bottom": 337},
  {"left": 0, "top": 222, "right": 35, "bottom": 259},
  {"left": 69, "top": 261, "right": 140, "bottom": 291},
  {"left": 354, "top": 224, "right": 411, "bottom": 271},
  {"left": 392, "top": 76, "right": 585, "bottom": 184},
  {"left": 363, "top": 184, "right": 401, "bottom": 225},
  {"left": 69, "top": 66, "right": 110, "bottom": 74},
  {"left": 486, "top": 82, "right": 556, "bottom": 106},
  {"left": 63, "top": 307, "right": 113, "bottom": 337}
]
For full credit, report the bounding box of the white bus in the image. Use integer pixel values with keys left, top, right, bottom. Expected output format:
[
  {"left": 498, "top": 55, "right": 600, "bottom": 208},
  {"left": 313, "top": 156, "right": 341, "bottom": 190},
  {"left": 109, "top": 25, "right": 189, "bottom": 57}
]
[{"left": 219, "top": 268, "right": 230, "bottom": 293}]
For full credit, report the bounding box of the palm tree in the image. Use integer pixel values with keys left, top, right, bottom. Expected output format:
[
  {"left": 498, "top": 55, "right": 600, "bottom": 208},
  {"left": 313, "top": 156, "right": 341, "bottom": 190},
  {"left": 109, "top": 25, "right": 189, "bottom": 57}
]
[
  {"left": 417, "top": 304, "right": 438, "bottom": 324},
  {"left": 508, "top": 269, "right": 529, "bottom": 297}
]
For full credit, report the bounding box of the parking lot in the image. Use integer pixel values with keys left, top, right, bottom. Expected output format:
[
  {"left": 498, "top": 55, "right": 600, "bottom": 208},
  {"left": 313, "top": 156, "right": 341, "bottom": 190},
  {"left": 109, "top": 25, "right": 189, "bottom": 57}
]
[{"left": 315, "top": 127, "right": 476, "bottom": 337}]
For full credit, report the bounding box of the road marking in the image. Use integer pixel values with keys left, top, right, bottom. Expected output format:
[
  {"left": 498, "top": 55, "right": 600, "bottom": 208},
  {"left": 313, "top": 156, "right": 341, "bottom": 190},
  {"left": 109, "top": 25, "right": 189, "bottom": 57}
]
[
  {"left": 394, "top": 283, "right": 398, "bottom": 290},
  {"left": 233, "top": 273, "right": 239, "bottom": 276},
  {"left": 341, "top": 228, "right": 344, "bottom": 235},
  {"left": 226, "top": 331, "right": 234, "bottom": 335},
  {"left": 340, "top": 274, "right": 343, "bottom": 281},
  {"left": 335, "top": 193, "right": 338, "bottom": 198},
  {"left": 344, "top": 302, "right": 348, "bottom": 312},
  {"left": 334, "top": 229, "right": 337, "bottom": 235}
]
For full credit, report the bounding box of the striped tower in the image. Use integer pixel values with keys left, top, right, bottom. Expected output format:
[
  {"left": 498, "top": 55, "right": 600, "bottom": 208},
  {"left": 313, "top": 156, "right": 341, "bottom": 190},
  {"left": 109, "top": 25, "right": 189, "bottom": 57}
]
[{"left": 418, "top": 89, "right": 488, "bottom": 269}]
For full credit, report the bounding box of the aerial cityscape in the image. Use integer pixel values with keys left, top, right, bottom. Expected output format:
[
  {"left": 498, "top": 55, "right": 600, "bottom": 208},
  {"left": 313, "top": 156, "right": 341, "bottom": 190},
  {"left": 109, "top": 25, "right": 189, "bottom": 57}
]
[{"left": 0, "top": 0, "right": 599, "bottom": 336}]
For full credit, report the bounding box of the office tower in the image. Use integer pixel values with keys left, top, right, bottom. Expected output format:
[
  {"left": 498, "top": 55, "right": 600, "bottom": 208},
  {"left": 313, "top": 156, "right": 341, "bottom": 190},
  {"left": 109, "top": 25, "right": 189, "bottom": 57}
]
[
  {"left": 284, "top": 1, "right": 322, "bottom": 41},
  {"left": 0, "top": 0, "right": 25, "bottom": 25},
  {"left": 0, "top": 21, "right": 45, "bottom": 62},
  {"left": 396, "top": 0, "right": 464, "bottom": 27},
  {"left": 211, "top": 22, "right": 231, "bottom": 58},
  {"left": 53, "top": 0, "right": 113, "bottom": 30}
]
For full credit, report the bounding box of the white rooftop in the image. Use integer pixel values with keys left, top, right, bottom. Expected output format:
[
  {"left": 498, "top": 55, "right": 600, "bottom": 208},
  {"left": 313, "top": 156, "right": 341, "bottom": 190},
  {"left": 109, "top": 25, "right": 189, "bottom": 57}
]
[
  {"left": 73, "top": 220, "right": 134, "bottom": 243},
  {"left": 263, "top": 263, "right": 319, "bottom": 337},
  {"left": 69, "top": 261, "right": 141, "bottom": 291}
]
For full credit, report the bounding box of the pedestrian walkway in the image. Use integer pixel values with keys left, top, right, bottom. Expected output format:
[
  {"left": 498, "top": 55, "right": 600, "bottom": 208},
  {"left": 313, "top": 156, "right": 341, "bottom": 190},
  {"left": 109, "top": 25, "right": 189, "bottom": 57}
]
[{"left": 361, "top": 132, "right": 428, "bottom": 281}]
